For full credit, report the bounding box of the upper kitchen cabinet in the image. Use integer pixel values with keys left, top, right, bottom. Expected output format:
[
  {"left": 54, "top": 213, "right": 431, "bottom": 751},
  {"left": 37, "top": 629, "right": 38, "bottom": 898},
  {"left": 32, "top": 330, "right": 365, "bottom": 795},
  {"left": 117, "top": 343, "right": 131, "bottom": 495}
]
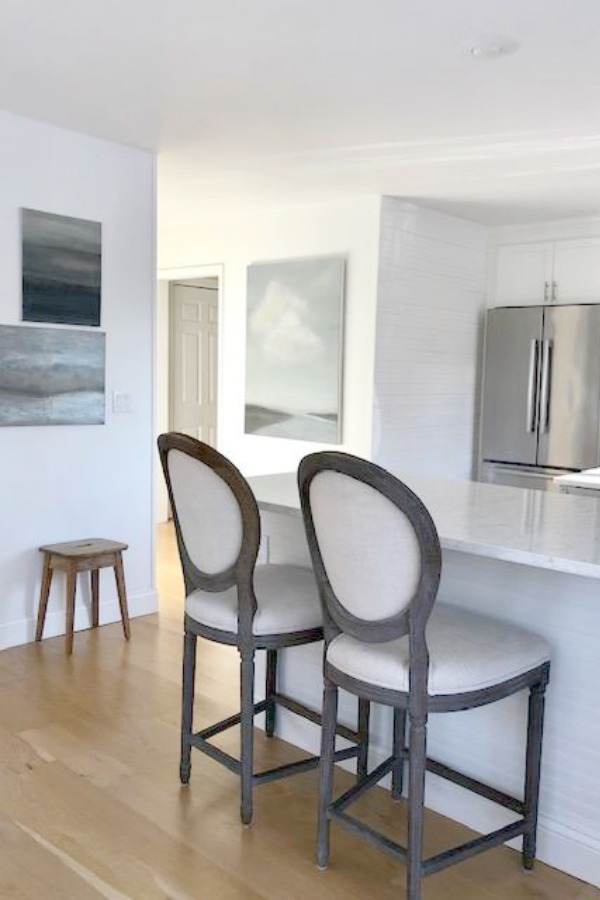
[
  {"left": 494, "top": 242, "right": 553, "bottom": 305},
  {"left": 552, "top": 238, "right": 600, "bottom": 303},
  {"left": 493, "top": 237, "right": 600, "bottom": 306}
]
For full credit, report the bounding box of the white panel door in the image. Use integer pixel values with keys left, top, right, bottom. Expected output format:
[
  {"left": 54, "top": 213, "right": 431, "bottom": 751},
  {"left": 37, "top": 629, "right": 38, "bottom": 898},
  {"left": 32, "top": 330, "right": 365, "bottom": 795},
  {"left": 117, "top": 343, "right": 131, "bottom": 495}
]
[
  {"left": 552, "top": 237, "right": 600, "bottom": 304},
  {"left": 170, "top": 284, "right": 218, "bottom": 445},
  {"left": 494, "top": 242, "right": 554, "bottom": 306}
]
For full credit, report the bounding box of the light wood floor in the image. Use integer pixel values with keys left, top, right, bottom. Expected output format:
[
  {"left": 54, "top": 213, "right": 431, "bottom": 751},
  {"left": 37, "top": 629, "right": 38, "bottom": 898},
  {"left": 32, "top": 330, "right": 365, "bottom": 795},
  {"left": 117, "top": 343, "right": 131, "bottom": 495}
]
[{"left": 0, "top": 522, "right": 597, "bottom": 899}]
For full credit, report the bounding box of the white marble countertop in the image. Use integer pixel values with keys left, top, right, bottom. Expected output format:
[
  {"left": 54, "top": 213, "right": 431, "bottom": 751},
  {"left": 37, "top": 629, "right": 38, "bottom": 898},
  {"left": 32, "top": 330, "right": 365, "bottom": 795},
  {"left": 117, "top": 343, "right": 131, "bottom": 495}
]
[
  {"left": 249, "top": 471, "right": 600, "bottom": 580},
  {"left": 554, "top": 467, "right": 600, "bottom": 489}
]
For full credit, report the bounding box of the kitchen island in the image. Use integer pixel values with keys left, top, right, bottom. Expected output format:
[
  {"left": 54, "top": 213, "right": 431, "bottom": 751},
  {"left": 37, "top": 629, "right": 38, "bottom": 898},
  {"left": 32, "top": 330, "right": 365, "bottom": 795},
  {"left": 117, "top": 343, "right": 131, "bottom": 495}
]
[{"left": 250, "top": 472, "right": 600, "bottom": 888}]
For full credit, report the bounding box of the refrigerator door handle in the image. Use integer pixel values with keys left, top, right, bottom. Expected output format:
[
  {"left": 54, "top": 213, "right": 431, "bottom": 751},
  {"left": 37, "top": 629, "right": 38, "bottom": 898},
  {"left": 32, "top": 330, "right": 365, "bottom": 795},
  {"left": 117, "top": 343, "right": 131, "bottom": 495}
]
[
  {"left": 526, "top": 339, "right": 539, "bottom": 433},
  {"left": 541, "top": 339, "right": 553, "bottom": 432}
]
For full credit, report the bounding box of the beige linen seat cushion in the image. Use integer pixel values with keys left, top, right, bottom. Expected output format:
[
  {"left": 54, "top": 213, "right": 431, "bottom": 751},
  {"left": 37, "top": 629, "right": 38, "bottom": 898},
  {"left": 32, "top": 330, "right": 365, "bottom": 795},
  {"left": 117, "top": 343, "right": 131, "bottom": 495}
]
[
  {"left": 186, "top": 564, "right": 322, "bottom": 636},
  {"left": 327, "top": 603, "right": 551, "bottom": 696}
]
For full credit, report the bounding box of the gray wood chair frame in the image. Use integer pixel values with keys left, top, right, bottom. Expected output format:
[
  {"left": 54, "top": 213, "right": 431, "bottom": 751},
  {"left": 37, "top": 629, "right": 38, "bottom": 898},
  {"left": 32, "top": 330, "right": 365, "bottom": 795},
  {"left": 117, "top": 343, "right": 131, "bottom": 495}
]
[
  {"left": 298, "top": 451, "right": 550, "bottom": 900},
  {"left": 158, "top": 433, "right": 368, "bottom": 825}
]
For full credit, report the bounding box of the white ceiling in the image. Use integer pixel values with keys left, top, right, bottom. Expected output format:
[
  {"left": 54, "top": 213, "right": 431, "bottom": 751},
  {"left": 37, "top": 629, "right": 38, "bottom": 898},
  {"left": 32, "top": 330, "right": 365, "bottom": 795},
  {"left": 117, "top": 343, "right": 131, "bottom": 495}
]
[{"left": 2, "top": 0, "right": 600, "bottom": 226}]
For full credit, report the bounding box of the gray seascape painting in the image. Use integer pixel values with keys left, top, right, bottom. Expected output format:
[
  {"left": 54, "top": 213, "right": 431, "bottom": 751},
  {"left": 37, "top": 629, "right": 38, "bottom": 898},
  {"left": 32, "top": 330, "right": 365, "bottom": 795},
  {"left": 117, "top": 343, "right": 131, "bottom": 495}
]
[
  {"left": 22, "top": 208, "right": 101, "bottom": 327},
  {"left": 245, "top": 257, "right": 345, "bottom": 443},
  {"left": 0, "top": 325, "right": 105, "bottom": 426}
]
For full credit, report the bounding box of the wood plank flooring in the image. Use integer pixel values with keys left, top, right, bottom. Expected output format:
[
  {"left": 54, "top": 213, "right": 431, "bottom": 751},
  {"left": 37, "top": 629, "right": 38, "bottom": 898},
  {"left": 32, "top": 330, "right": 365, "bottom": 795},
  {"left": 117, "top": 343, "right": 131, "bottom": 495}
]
[{"left": 0, "top": 522, "right": 597, "bottom": 899}]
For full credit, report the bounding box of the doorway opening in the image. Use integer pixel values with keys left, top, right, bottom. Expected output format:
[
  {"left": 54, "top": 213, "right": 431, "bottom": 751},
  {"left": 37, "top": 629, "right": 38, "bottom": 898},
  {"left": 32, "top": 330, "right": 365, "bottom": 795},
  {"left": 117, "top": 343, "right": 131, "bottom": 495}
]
[
  {"left": 169, "top": 276, "right": 218, "bottom": 444},
  {"left": 156, "top": 265, "right": 222, "bottom": 524}
]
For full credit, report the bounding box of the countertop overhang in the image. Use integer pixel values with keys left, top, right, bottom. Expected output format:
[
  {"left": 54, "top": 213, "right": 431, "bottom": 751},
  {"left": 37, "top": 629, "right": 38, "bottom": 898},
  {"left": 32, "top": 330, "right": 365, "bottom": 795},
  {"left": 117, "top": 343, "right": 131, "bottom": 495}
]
[{"left": 249, "top": 471, "right": 600, "bottom": 580}]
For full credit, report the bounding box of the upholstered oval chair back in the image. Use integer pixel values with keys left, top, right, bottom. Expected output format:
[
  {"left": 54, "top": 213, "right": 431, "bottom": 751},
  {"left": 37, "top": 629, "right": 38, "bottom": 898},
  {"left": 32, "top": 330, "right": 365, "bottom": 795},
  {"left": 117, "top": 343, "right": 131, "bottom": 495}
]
[
  {"left": 299, "top": 452, "right": 441, "bottom": 643},
  {"left": 310, "top": 470, "right": 420, "bottom": 622},
  {"left": 167, "top": 448, "right": 243, "bottom": 575},
  {"left": 158, "top": 433, "right": 260, "bottom": 595}
]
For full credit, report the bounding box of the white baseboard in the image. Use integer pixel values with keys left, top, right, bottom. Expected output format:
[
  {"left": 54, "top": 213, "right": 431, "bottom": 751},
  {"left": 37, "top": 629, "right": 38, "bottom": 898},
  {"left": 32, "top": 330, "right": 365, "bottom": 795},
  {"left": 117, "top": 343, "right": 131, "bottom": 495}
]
[
  {"left": 420, "top": 765, "right": 600, "bottom": 889},
  {"left": 273, "top": 717, "right": 600, "bottom": 890},
  {"left": 0, "top": 589, "right": 159, "bottom": 651}
]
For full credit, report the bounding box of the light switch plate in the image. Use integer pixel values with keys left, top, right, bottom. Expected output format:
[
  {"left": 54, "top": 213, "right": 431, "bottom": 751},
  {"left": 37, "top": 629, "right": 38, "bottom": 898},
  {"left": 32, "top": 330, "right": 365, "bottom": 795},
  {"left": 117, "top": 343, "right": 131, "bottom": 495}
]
[{"left": 112, "top": 391, "right": 132, "bottom": 413}]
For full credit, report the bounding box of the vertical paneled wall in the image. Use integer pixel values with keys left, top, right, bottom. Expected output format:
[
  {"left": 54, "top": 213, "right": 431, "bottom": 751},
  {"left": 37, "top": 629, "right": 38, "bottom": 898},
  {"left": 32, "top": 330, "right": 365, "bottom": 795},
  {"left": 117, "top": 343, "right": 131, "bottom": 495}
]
[{"left": 372, "top": 199, "right": 487, "bottom": 480}]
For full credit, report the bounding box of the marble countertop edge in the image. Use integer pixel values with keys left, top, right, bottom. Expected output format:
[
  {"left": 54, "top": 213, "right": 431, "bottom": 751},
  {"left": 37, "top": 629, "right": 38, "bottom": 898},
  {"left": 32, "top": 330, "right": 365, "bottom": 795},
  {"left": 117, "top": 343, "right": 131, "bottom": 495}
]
[{"left": 250, "top": 472, "right": 600, "bottom": 580}]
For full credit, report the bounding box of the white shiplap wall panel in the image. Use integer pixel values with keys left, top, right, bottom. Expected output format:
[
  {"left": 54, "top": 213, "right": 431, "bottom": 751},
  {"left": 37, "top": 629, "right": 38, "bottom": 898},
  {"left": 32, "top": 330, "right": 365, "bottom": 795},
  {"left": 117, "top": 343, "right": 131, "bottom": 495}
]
[
  {"left": 265, "top": 507, "right": 600, "bottom": 887},
  {"left": 373, "top": 198, "right": 488, "bottom": 480}
]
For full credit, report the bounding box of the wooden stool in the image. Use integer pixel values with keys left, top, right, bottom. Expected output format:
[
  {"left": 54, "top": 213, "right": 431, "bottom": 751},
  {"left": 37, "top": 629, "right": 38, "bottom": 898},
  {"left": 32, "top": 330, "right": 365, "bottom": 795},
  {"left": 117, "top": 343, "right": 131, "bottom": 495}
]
[{"left": 36, "top": 538, "right": 131, "bottom": 655}]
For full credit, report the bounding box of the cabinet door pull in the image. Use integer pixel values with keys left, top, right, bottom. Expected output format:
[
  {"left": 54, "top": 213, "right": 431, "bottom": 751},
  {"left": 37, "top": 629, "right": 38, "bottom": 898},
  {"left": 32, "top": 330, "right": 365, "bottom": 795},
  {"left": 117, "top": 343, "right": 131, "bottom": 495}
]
[
  {"left": 544, "top": 280, "right": 550, "bottom": 302},
  {"left": 552, "top": 280, "right": 558, "bottom": 301}
]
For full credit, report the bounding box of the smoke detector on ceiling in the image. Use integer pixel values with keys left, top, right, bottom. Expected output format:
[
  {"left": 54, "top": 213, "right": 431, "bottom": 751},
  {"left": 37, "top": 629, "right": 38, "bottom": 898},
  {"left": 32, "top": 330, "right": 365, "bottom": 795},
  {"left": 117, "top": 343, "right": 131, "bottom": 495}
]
[{"left": 465, "top": 35, "right": 520, "bottom": 60}]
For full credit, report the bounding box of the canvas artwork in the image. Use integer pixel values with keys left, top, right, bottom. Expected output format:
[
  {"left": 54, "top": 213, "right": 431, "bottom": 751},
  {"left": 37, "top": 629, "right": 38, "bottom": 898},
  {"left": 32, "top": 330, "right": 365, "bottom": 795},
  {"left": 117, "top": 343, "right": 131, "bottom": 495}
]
[
  {"left": 245, "top": 257, "right": 345, "bottom": 443},
  {"left": 22, "top": 208, "right": 102, "bottom": 326},
  {"left": 0, "top": 325, "right": 105, "bottom": 426}
]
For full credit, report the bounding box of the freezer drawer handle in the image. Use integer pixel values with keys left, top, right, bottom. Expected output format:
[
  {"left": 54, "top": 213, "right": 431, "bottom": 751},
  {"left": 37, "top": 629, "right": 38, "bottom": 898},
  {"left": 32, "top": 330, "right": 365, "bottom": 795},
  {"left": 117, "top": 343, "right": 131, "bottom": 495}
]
[
  {"left": 541, "top": 339, "right": 553, "bottom": 432},
  {"left": 526, "top": 339, "right": 539, "bottom": 433}
]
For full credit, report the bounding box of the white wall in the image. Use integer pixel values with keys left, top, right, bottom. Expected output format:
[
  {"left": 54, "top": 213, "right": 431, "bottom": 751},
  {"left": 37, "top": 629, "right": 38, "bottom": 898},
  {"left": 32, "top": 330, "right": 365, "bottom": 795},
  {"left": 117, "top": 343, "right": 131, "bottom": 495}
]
[
  {"left": 0, "top": 110, "right": 157, "bottom": 649},
  {"left": 372, "top": 199, "right": 488, "bottom": 480},
  {"left": 158, "top": 197, "right": 381, "bottom": 477}
]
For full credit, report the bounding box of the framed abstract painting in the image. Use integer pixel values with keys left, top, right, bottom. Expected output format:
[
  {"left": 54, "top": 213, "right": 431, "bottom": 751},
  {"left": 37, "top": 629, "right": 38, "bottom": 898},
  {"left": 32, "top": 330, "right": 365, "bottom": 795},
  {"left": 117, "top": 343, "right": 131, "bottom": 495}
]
[
  {"left": 0, "top": 325, "right": 105, "bottom": 426},
  {"left": 22, "top": 208, "right": 102, "bottom": 327},
  {"left": 245, "top": 256, "right": 345, "bottom": 443}
]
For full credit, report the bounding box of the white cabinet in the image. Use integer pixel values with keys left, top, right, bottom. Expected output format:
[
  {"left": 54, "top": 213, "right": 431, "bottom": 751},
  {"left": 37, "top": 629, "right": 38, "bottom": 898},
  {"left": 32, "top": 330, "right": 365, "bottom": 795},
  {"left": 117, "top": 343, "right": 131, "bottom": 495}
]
[
  {"left": 553, "top": 238, "right": 600, "bottom": 303},
  {"left": 494, "top": 242, "right": 553, "bottom": 306},
  {"left": 493, "top": 237, "right": 600, "bottom": 306}
]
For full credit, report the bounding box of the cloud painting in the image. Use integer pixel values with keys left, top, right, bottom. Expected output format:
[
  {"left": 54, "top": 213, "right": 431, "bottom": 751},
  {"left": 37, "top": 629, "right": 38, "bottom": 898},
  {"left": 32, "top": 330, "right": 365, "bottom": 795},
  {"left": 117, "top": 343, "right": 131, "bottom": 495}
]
[
  {"left": 22, "top": 208, "right": 101, "bottom": 327},
  {"left": 245, "top": 257, "right": 344, "bottom": 443},
  {"left": 0, "top": 325, "right": 105, "bottom": 426}
]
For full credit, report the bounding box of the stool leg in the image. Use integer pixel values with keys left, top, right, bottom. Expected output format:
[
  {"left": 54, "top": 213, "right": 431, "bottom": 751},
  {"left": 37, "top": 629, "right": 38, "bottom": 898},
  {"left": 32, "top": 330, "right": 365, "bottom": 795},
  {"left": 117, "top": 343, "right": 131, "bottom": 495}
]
[
  {"left": 357, "top": 697, "right": 370, "bottom": 780},
  {"left": 65, "top": 567, "right": 77, "bottom": 655},
  {"left": 240, "top": 648, "right": 255, "bottom": 826},
  {"left": 317, "top": 676, "right": 338, "bottom": 870},
  {"left": 392, "top": 707, "right": 407, "bottom": 800},
  {"left": 523, "top": 680, "right": 547, "bottom": 870},
  {"left": 180, "top": 628, "right": 197, "bottom": 785},
  {"left": 265, "top": 648, "right": 277, "bottom": 738},
  {"left": 113, "top": 552, "right": 131, "bottom": 640},
  {"left": 35, "top": 555, "right": 53, "bottom": 642},
  {"left": 91, "top": 569, "right": 100, "bottom": 628},
  {"left": 407, "top": 711, "right": 427, "bottom": 900}
]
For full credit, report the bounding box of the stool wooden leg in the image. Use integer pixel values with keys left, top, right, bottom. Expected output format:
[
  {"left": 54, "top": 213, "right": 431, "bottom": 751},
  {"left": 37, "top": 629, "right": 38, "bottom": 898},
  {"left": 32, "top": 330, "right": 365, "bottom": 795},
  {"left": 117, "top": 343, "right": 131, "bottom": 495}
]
[
  {"left": 357, "top": 697, "right": 370, "bottom": 781},
  {"left": 35, "top": 554, "right": 53, "bottom": 642},
  {"left": 317, "top": 677, "right": 338, "bottom": 869},
  {"left": 265, "top": 648, "right": 277, "bottom": 737},
  {"left": 407, "top": 711, "right": 427, "bottom": 900},
  {"left": 180, "top": 628, "right": 197, "bottom": 785},
  {"left": 91, "top": 569, "right": 100, "bottom": 628},
  {"left": 113, "top": 552, "right": 131, "bottom": 640},
  {"left": 65, "top": 567, "right": 77, "bottom": 655},
  {"left": 240, "top": 649, "right": 255, "bottom": 826},
  {"left": 392, "top": 707, "right": 407, "bottom": 800},
  {"left": 523, "top": 681, "right": 547, "bottom": 870}
]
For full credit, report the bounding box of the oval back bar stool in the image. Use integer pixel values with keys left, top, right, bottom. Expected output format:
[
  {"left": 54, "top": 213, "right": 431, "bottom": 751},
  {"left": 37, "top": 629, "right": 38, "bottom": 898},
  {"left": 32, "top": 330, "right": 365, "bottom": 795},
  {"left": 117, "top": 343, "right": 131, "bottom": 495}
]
[
  {"left": 298, "top": 451, "right": 551, "bottom": 900},
  {"left": 158, "top": 434, "right": 367, "bottom": 825}
]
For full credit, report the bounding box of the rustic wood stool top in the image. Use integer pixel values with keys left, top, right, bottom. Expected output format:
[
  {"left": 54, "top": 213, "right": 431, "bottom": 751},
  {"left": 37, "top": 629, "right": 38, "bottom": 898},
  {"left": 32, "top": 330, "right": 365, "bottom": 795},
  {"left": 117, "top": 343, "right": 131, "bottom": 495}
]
[
  {"left": 36, "top": 538, "right": 130, "bottom": 654},
  {"left": 39, "top": 538, "right": 128, "bottom": 559}
]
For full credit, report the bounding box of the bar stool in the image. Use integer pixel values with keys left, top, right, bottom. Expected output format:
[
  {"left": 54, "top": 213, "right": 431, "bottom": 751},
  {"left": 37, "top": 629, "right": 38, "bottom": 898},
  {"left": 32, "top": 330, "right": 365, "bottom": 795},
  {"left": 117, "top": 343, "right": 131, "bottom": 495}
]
[
  {"left": 298, "top": 451, "right": 551, "bottom": 900},
  {"left": 36, "top": 538, "right": 130, "bottom": 655},
  {"left": 158, "top": 433, "right": 368, "bottom": 826}
]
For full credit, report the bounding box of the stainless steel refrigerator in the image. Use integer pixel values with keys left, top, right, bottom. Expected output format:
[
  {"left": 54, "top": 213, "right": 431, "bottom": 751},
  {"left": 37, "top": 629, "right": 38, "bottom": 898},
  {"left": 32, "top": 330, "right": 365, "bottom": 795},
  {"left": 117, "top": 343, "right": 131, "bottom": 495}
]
[{"left": 479, "top": 304, "right": 600, "bottom": 491}]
